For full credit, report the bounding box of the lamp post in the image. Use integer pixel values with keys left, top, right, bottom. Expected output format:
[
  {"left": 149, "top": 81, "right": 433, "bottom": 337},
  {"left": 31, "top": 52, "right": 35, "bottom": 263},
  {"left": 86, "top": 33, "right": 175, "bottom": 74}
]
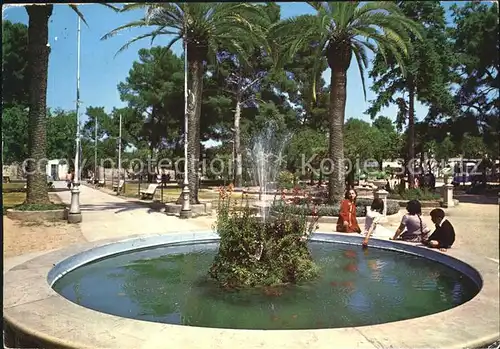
[
  {"left": 94, "top": 115, "right": 97, "bottom": 183},
  {"left": 68, "top": 16, "right": 82, "bottom": 223},
  {"left": 179, "top": 29, "right": 192, "bottom": 219},
  {"left": 118, "top": 113, "right": 122, "bottom": 181}
]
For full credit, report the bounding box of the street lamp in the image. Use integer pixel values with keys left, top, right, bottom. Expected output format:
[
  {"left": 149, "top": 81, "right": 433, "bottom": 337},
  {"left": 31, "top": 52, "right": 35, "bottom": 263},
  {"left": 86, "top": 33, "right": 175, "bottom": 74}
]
[
  {"left": 94, "top": 114, "right": 98, "bottom": 183},
  {"left": 179, "top": 28, "right": 191, "bottom": 219},
  {"left": 68, "top": 16, "right": 82, "bottom": 224}
]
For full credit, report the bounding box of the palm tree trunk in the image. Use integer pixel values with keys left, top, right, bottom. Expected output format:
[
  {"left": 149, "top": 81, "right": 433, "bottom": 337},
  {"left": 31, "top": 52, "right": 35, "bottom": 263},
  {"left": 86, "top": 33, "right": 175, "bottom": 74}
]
[
  {"left": 24, "top": 5, "right": 53, "bottom": 205},
  {"left": 408, "top": 84, "right": 416, "bottom": 189},
  {"left": 327, "top": 68, "right": 348, "bottom": 203},
  {"left": 234, "top": 98, "right": 243, "bottom": 187},
  {"left": 187, "top": 56, "right": 203, "bottom": 204}
]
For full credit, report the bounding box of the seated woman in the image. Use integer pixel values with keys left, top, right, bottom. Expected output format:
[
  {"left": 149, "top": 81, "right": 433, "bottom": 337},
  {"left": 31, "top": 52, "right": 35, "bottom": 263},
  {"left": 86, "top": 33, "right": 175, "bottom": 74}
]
[
  {"left": 424, "top": 208, "right": 456, "bottom": 252},
  {"left": 336, "top": 189, "right": 361, "bottom": 233},
  {"left": 391, "top": 200, "right": 431, "bottom": 242},
  {"left": 362, "top": 198, "right": 393, "bottom": 245}
]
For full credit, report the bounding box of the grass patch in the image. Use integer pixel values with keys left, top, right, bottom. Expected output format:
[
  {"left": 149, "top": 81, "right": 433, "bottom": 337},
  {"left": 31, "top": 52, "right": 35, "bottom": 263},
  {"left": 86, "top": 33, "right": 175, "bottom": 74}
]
[
  {"left": 2, "top": 182, "right": 26, "bottom": 190},
  {"left": 3, "top": 192, "right": 26, "bottom": 206},
  {"left": 104, "top": 182, "right": 257, "bottom": 202},
  {"left": 3, "top": 192, "right": 66, "bottom": 215},
  {"left": 2, "top": 181, "right": 60, "bottom": 193},
  {"left": 2, "top": 182, "right": 26, "bottom": 193},
  {"left": 12, "top": 203, "right": 66, "bottom": 211}
]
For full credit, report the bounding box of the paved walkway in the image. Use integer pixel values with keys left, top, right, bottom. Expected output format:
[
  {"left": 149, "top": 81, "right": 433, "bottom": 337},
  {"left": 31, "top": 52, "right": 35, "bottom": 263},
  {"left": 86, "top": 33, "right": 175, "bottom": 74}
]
[{"left": 53, "top": 181, "right": 213, "bottom": 242}]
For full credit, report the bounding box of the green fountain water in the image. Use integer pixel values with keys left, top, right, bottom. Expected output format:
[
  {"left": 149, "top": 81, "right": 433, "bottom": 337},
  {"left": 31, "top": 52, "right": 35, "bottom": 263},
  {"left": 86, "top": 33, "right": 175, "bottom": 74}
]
[{"left": 53, "top": 241, "right": 478, "bottom": 330}]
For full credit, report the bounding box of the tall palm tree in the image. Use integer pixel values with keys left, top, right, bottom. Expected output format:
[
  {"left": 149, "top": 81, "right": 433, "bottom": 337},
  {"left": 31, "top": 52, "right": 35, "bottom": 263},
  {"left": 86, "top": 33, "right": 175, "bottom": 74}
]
[
  {"left": 270, "top": 2, "right": 423, "bottom": 203},
  {"left": 102, "top": 3, "right": 266, "bottom": 203},
  {"left": 24, "top": 4, "right": 117, "bottom": 205}
]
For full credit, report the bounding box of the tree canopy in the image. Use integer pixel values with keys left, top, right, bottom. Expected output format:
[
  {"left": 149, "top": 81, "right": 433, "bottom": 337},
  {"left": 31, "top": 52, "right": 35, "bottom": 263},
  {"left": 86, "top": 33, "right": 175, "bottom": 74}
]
[{"left": 2, "top": 2, "right": 498, "bottom": 201}]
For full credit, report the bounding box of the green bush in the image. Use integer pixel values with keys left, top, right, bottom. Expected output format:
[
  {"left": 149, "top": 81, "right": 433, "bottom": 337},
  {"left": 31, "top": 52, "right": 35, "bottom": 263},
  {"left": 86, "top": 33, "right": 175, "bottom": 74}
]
[
  {"left": 210, "top": 187, "right": 319, "bottom": 289},
  {"left": 271, "top": 197, "right": 400, "bottom": 217},
  {"left": 389, "top": 188, "right": 440, "bottom": 201},
  {"left": 363, "top": 170, "right": 389, "bottom": 180},
  {"left": 277, "top": 171, "right": 295, "bottom": 189}
]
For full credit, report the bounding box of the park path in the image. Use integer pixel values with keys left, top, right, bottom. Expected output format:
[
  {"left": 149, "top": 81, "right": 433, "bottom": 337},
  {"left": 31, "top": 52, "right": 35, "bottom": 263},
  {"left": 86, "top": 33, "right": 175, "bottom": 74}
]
[{"left": 53, "top": 181, "right": 213, "bottom": 242}]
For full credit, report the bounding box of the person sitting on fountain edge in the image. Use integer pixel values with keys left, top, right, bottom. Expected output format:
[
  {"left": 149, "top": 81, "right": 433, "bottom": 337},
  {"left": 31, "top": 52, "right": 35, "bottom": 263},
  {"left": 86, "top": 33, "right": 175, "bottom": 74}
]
[
  {"left": 362, "top": 198, "right": 394, "bottom": 246},
  {"left": 390, "top": 200, "right": 431, "bottom": 243},
  {"left": 424, "top": 208, "right": 456, "bottom": 252},
  {"left": 336, "top": 188, "right": 361, "bottom": 233}
]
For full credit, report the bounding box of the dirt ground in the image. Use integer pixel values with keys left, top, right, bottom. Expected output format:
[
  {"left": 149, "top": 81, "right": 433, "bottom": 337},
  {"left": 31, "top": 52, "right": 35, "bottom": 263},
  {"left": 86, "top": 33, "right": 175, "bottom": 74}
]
[
  {"left": 2, "top": 217, "right": 86, "bottom": 259},
  {"left": 3, "top": 192, "right": 87, "bottom": 259}
]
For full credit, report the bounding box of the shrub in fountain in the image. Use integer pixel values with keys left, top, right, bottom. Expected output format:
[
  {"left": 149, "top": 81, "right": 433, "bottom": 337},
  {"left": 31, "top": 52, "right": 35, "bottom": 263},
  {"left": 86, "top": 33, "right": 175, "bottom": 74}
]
[{"left": 209, "top": 185, "right": 320, "bottom": 289}]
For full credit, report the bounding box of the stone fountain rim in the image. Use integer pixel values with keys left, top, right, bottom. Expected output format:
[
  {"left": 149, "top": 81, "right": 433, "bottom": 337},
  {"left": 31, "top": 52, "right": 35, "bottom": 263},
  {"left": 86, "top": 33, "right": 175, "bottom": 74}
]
[{"left": 3, "top": 231, "right": 499, "bottom": 349}]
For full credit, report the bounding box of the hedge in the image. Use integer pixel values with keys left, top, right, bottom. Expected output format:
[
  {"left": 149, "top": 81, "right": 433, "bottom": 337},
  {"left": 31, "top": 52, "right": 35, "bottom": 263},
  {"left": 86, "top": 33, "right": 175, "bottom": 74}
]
[
  {"left": 271, "top": 197, "right": 400, "bottom": 217},
  {"left": 388, "top": 188, "right": 440, "bottom": 201}
]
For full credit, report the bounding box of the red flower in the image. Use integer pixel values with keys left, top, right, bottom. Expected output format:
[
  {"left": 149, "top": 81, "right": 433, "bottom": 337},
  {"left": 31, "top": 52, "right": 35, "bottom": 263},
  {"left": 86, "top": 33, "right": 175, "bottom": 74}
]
[{"left": 280, "top": 189, "right": 286, "bottom": 200}]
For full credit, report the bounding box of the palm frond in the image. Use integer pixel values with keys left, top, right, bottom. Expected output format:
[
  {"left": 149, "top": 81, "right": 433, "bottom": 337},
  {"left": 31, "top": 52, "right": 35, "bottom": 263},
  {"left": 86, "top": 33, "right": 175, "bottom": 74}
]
[
  {"left": 101, "top": 20, "right": 148, "bottom": 41},
  {"left": 351, "top": 41, "right": 369, "bottom": 100},
  {"left": 69, "top": 5, "right": 88, "bottom": 27},
  {"left": 310, "top": 36, "right": 329, "bottom": 102},
  {"left": 378, "top": 42, "right": 407, "bottom": 77},
  {"left": 121, "top": 3, "right": 150, "bottom": 12},
  {"left": 354, "top": 2, "right": 403, "bottom": 19},
  {"left": 269, "top": 14, "right": 323, "bottom": 65},
  {"left": 68, "top": 3, "right": 119, "bottom": 29},
  {"left": 338, "top": 2, "right": 358, "bottom": 29},
  {"left": 100, "top": 3, "right": 121, "bottom": 12},
  {"left": 149, "top": 26, "right": 178, "bottom": 45},
  {"left": 114, "top": 32, "right": 172, "bottom": 58},
  {"left": 306, "top": 1, "right": 325, "bottom": 12}
]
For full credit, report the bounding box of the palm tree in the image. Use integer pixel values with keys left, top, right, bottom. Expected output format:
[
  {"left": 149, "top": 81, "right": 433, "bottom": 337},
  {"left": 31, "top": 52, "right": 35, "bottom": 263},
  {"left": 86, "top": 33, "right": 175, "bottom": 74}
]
[
  {"left": 270, "top": 2, "right": 422, "bottom": 203},
  {"left": 102, "top": 3, "right": 267, "bottom": 203},
  {"left": 24, "top": 4, "right": 117, "bottom": 205}
]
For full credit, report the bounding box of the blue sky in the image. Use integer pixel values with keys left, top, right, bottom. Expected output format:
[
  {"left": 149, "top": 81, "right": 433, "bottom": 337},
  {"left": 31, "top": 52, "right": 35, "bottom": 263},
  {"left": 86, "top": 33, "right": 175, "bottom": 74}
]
[{"left": 3, "top": 2, "right": 460, "bottom": 127}]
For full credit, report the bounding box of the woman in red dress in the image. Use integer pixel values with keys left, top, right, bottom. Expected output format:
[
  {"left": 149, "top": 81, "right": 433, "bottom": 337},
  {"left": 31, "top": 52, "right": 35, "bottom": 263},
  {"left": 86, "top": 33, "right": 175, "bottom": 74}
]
[{"left": 336, "top": 188, "right": 361, "bottom": 233}]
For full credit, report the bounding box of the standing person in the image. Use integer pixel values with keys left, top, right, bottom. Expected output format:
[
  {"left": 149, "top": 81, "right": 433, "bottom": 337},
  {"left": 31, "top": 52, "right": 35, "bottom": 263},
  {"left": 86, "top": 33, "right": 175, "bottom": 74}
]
[
  {"left": 65, "top": 170, "right": 73, "bottom": 190},
  {"left": 390, "top": 200, "right": 431, "bottom": 242},
  {"left": 425, "top": 208, "right": 456, "bottom": 252},
  {"left": 336, "top": 189, "right": 361, "bottom": 233},
  {"left": 428, "top": 171, "right": 436, "bottom": 192}
]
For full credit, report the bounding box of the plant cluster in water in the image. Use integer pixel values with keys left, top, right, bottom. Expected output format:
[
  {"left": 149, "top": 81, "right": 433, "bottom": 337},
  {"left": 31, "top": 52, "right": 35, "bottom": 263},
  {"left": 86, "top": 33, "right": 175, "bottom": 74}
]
[{"left": 209, "top": 184, "right": 320, "bottom": 289}]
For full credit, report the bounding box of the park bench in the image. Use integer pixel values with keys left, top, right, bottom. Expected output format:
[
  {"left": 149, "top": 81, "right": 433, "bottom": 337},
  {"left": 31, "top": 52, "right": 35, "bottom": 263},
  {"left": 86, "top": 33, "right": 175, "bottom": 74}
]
[
  {"left": 113, "top": 179, "right": 124, "bottom": 193},
  {"left": 140, "top": 183, "right": 159, "bottom": 200}
]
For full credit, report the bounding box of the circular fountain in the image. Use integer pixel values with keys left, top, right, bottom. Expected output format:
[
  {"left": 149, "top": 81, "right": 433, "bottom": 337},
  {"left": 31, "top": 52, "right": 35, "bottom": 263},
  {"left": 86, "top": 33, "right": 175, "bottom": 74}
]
[
  {"left": 3, "top": 231, "right": 499, "bottom": 349},
  {"left": 51, "top": 236, "right": 478, "bottom": 329}
]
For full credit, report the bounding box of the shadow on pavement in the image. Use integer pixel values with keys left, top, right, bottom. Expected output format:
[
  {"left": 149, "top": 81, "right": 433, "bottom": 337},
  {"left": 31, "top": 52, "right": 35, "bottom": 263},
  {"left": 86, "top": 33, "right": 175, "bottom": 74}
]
[
  {"left": 79, "top": 200, "right": 164, "bottom": 214},
  {"left": 454, "top": 193, "right": 499, "bottom": 205}
]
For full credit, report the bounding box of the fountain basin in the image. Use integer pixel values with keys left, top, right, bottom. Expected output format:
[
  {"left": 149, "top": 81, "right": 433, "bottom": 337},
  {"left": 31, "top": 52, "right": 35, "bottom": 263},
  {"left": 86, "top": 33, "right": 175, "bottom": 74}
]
[{"left": 4, "top": 232, "right": 499, "bottom": 349}]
